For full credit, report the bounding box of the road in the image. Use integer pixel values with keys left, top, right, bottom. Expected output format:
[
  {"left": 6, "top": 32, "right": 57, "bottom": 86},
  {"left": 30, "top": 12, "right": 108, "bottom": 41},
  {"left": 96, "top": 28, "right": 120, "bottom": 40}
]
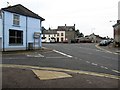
[
  {"left": 42, "top": 43, "right": 119, "bottom": 76},
  {"left": 3, "top": 43, "right": 119, "bottom": 76}
]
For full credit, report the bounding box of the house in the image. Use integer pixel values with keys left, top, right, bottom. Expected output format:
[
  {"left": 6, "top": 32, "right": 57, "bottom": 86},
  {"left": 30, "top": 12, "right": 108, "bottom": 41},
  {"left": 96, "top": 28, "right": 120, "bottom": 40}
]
[
  {"left": 57, "top": 24, "right": 76, "bottom": 43},
  {"left": 42, "top": 28, "right": 66, "bottom": 43},
  {"left": 87, "top": 33, "right": 105, "bottom": 43},
  {"left": 113, "top": 20, "right": 120, "bottom": 46},
  {"left": 42, "top": 28, "right": 57, "bottom": 42},
  {"left": 84, "top": 33, "right": 105, "bottom": 43},
  {"left": 56, "top": 30, "right": 66, "bottom": 42},
  {"left": 0, "top": 4, "right": 45, "bottom": 51},
  {"left": 42, "top": 24, "right": 76, "bottom": 43}
]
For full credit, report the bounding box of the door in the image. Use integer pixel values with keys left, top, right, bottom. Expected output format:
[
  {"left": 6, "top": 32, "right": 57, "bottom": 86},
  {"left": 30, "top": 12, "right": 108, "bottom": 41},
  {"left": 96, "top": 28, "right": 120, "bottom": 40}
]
[{"left": 57, "top": 38, "right": 59, "bottom": 42}]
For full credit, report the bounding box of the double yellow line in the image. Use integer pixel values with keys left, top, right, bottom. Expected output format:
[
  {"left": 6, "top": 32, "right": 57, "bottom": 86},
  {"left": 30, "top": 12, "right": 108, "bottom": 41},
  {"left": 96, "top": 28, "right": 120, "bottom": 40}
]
[
  {"left": 1, "top": 64, "right": 120, "bottom": 80},
  {"left": 95, "top": 44, "right": 118, "bottom": 55}
]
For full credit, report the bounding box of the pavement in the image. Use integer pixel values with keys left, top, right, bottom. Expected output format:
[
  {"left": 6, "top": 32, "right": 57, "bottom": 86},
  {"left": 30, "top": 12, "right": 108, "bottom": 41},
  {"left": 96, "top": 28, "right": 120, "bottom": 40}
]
[
  {"left": 1, "top": 44, "right": 120, "bottom": 88},
  {"left": 2, "top": 65, "right": 119, "bottom": 88},
  {"left": 95, "top": 43, "right": 120, "bottom": 55}
]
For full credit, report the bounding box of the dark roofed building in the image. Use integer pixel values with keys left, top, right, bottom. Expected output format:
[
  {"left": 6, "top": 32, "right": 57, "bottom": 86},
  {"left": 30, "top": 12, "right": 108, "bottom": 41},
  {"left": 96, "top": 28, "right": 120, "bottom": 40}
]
[
  {"left": 58, "top": 24, "right": 75, "bottom": 31},
  {"left": 57, "top": 24, "right": 76, "bottom": 43},
  {"left": 0, "top": 4, "right": 45, "bottom": 51},
  {"left": 1, "top": 4, "right": 45, "bottom": 21},
  {"left": 113, "top": 20, "right": 120, "bottom": 46},
  {"left": 42, "top": 29, "right": 57, "bottom": 34}
]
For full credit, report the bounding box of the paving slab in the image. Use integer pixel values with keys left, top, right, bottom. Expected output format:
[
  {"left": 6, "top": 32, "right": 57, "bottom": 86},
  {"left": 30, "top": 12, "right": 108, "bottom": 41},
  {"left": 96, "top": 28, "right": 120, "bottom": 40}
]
[{"left": 32, "top": 70, "right": 72, "bottom": 80}]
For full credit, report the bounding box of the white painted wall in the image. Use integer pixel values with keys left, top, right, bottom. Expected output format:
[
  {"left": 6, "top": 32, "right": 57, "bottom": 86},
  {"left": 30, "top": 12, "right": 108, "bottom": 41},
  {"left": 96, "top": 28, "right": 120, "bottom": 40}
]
[
  {"left": 57, "top": 31, "right": 65, "bottom": 42},
  {"left": 42, "top": 34, "right": 57, "bottom": 42}
]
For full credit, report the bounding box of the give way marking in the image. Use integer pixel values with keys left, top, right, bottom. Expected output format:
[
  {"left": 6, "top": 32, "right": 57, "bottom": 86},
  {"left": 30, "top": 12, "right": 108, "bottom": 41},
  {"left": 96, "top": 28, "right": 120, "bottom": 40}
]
[{"left": 53, "top": 50, "right": 73, "bottom": 58}]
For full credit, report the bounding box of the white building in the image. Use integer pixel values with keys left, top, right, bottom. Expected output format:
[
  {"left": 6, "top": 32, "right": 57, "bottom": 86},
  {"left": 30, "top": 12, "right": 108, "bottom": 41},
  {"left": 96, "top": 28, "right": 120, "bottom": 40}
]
[
  {"left": 56, "top": 31, "right": 66, "bottom": 42},
  {"left": 42, "top": 30, "right": 57, "bottom": 42}
]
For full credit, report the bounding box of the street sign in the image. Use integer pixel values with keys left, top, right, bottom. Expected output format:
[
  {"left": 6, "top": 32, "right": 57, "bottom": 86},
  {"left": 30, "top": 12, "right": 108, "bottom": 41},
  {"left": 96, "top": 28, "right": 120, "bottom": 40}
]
[{"left": 34, "top": 32, "right": 41, "bottom": 39}]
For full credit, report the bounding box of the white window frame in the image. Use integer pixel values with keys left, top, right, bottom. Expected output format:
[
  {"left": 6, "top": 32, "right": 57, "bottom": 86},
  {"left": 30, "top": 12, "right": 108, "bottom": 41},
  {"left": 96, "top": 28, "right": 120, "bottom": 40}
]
[{"left": 13, "top": 14, "right": 20, "bottom": 26}]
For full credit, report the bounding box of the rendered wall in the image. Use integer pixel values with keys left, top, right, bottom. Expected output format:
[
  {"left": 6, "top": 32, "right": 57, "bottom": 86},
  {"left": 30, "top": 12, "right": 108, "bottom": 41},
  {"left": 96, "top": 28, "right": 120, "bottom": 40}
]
[{"left": 3, "top": 11, "right": 42, "bottom": 51}]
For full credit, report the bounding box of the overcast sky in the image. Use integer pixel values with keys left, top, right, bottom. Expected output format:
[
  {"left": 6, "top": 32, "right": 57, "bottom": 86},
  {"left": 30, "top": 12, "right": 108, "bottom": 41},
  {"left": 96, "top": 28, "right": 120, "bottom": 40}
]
[{"left": 0, "top": 0, "right": 119, "bottom": 38}]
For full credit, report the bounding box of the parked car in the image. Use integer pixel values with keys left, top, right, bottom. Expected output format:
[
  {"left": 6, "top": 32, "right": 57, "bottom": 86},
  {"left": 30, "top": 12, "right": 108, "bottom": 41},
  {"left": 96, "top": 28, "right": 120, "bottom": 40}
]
[
  {"left": 99, "top": 40, "right": 110, "bottom": 46},
  {"left": 50, "top": 39, "right": 56, "bottom": 43}
]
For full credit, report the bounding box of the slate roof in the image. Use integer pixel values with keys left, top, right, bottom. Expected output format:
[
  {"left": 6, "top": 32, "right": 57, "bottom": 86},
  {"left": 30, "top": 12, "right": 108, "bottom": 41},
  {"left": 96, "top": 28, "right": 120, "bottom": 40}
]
[
  {"left": 1, "top": 4, "right": 45, "bottom": 21},
  {"left": 113, "top": 20, "right": 120, "bottom": 27},
  {"left": 42, "top": 30, "right": 57, "bottom": 34},
  {"left": 58, "top": 26, "right": 75, "bottom": 31},
  {"left": 113, "top": 23, "right": 120, "bottom": 27}
]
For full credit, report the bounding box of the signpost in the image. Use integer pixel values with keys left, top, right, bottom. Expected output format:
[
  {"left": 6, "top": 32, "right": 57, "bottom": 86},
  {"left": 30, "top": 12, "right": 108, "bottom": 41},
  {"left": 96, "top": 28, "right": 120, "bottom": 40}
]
[{"left": 33, "top": 32, "right": 41, "bottom": 49}]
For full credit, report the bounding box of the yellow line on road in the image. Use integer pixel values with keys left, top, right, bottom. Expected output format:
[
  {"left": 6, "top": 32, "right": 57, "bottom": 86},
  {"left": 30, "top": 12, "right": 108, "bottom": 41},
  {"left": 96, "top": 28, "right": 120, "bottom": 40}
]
[
  {"left": 95, "top": 44, "right": 118, "bottom": 55},
  {"left": 1, "top": 64, "right": 120, "bottom": 80},
  {"left": 112, "top": 70, "right": 120, "bottom": 74}
]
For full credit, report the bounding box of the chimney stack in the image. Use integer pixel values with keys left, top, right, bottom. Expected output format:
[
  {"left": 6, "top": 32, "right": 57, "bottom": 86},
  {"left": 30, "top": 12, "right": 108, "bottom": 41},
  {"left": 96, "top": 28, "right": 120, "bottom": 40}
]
[
  {"left": 117, "top": 20, "right": 120, "bottom": 23},
  {"left": 74, "top": 24, "right": 75, "bottom": 27}
]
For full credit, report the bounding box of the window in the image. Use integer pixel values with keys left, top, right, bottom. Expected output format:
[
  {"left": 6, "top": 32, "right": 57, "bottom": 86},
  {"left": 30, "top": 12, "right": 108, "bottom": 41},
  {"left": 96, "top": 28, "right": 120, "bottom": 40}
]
[
  {"left": 57, "top": 33, "right": 59, "bottom": 36},
  {"left": 13, "top": 14, "right": 20, "bottom": 26},
  {"left": 9, "top": 30, "right": 23, "bottom": 45},
  {"left": 61, "top": 38, "right": 63, "bottom": 42},
  {"left": 61, "top": 33, "right": 64, "bottom": 36},
  {"left": 57, "top": 38, "right": 59, "bottom": 42}
]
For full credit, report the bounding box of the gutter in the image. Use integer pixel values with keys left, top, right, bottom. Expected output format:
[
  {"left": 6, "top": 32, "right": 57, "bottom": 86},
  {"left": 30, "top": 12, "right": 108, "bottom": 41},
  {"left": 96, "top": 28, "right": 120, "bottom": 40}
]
[
  {"left": 2, "top": 11, "right": 5, "bottom": 51},
  {"left": 40, "top": 20, "right": 42, "bottom": 48},
  {"left": 26, "top": 16, "right": 28, "bottom": 50}
]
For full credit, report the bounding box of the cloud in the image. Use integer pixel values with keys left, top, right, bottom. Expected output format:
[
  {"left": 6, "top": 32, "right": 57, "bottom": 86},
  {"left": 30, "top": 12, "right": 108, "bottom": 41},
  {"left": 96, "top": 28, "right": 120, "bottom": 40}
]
[{"left": 0, "top": 0, "right": 119, "bottom": 37}]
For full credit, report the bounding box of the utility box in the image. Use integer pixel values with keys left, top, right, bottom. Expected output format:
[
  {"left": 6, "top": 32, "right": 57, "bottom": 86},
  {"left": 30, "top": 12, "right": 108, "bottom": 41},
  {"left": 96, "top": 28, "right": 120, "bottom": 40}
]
[{"left": 28, "top": 42, "right": 33, "bottom": 50}]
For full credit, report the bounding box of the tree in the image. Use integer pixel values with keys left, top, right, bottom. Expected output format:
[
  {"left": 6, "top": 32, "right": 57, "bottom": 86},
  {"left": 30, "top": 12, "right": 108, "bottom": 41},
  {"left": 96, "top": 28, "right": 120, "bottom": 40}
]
[{"left": 75, "top": 29, "right": 84, "bottom": 38}]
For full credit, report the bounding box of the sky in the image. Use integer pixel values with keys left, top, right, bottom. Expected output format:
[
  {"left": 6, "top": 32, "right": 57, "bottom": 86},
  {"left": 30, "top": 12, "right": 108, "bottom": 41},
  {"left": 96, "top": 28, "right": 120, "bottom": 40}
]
[{"left": 0, "top": 0, "right": 119, "bottom": 38}]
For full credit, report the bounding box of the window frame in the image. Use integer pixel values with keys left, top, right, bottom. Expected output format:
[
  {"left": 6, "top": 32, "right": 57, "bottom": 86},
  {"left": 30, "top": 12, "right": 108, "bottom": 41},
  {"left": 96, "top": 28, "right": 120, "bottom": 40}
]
[
  {"left": 13, "top": 14, "right": 20, "bottom": 26},
  {"left": 57, "top": 33, "right": 59, "bottom": 36},
  {"left": 61, "top": 33, "right": 64, "bottom": 36},
  {"left": 9, "top": 29, "right": 23, "bottom": 45}
]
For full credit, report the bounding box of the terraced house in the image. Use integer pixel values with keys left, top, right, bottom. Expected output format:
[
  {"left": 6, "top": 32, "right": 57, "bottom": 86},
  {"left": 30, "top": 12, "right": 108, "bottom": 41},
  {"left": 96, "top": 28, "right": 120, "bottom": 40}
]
[
  {"left": 42, "top": 24, "right": 76, "bottom": 43},
  {"left": 0, "top": 4, "right": 45, "bottom": 51}
]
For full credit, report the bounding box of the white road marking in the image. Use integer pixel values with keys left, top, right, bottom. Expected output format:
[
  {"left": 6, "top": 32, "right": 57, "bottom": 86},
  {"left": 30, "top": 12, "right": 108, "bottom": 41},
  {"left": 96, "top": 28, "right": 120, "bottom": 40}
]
[
  {"left": 86, "top": 61, "right": 90, "bottom": 63},
  {"left": 91, "top": 63, "right": 98, "bottom": 66},
  {"left": 102, "top": 56, "right": 117, "bottom": 60},
  {"left": 112, "top": 70, "right": 120, "bottom": 74},
  {"left": 53, "top": 50, "right": 72, "bottom": 58},
  {"left": 27, "top": 54, "right": 44, "bottom": 58},
  {"left": 46, "top": 57, "right": 67, "bottom": 59},
  {"left": 100, "top": 66, "right": 108, "bottom": 69}
]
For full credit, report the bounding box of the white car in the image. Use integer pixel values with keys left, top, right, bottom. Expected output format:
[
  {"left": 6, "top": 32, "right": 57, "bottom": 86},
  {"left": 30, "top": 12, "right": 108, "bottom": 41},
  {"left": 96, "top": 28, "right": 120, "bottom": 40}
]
[{"left": 99, "top": 40, "right": 109, "bottom": 46}]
